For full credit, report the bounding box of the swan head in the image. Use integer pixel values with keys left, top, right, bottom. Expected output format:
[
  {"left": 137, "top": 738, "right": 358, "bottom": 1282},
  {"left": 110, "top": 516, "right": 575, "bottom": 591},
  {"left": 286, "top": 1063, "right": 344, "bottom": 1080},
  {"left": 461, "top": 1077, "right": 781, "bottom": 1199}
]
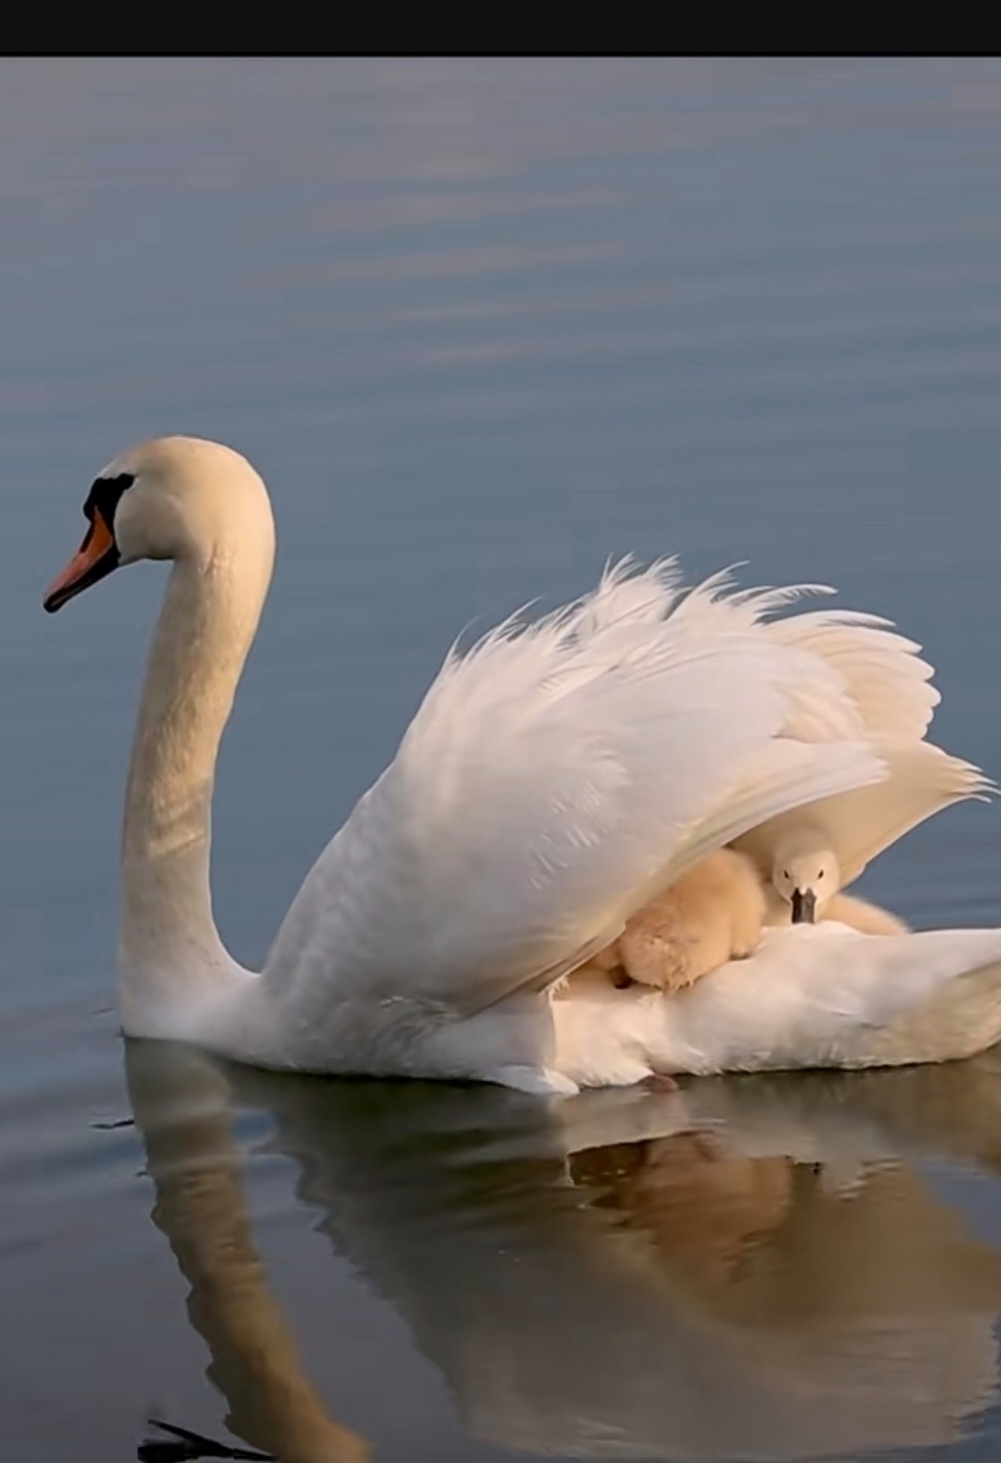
[
  {"left": 43, "top": 436, "right": 275, "bottom": 613},
  {"left": 770, "top": 835, "right": 841, "bottom": 924}
]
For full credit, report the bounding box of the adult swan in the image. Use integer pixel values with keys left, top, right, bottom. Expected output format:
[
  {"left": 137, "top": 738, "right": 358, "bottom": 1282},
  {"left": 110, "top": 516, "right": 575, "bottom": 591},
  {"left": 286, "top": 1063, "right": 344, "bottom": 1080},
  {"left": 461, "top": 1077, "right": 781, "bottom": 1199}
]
[{"left": 43, "top": 438, "right": 1001, "bottom": 1095}]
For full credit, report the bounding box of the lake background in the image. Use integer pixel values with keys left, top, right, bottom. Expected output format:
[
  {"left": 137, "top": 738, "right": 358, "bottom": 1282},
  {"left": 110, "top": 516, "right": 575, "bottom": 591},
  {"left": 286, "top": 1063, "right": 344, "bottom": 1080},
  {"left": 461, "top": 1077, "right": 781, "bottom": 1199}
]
[{"left": 4, "top": 58, "right": 1001, "bottom": 1461}]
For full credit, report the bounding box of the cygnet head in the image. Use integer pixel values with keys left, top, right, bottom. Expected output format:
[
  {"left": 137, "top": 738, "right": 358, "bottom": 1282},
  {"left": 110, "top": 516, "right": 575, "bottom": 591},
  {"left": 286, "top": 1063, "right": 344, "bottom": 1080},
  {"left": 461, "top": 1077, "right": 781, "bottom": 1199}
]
[
  {"left": 43, "top": 436, "right": 275, "bottom": 613},
  {"left": 771, "top": 836, "right": 841, "bottom": 925}
]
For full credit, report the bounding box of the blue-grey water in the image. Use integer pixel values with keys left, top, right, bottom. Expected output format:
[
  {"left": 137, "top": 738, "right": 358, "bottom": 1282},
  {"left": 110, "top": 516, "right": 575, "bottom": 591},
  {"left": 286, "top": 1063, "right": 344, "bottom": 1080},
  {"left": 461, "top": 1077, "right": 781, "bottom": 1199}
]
[{"left": 4, "top": 58, "right": 1001, "bottom": 1461}]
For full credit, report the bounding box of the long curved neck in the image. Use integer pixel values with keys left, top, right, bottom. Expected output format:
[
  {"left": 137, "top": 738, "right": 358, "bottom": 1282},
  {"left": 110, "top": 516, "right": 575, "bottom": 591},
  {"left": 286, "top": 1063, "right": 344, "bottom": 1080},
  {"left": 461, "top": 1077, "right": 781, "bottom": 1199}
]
[{"left": 120, "top": 542, "right": 271, "bottom": 1027}]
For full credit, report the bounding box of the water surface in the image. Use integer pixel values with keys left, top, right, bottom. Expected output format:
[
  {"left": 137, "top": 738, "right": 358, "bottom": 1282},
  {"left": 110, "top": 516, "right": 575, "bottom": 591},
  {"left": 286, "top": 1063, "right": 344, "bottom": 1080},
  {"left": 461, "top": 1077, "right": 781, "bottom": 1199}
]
[{"left": 4, "top": 58, "right": 1001, "bottom": 1460}]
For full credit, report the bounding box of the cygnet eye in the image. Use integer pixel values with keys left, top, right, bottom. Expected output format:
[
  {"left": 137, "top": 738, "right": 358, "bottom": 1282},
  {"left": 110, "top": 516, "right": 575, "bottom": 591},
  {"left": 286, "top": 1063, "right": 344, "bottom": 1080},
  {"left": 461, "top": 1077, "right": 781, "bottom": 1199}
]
[{"left": 783, "top": 870, "right": 790, "bottom": 880}]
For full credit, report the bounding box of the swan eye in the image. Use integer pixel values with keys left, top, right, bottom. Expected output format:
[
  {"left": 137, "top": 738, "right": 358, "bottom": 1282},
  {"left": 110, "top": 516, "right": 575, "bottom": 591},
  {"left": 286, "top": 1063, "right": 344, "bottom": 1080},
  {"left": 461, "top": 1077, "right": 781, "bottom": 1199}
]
[{"left": 818, "top": 870, "right": 825, "bottom": 880}]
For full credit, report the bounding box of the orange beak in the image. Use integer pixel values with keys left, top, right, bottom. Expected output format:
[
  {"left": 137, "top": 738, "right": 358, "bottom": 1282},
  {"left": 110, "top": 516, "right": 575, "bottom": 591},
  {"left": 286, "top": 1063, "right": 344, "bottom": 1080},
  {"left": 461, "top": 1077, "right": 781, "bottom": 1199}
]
[{"left": 43, "top": 508, "right": 120, "bottom": 613}]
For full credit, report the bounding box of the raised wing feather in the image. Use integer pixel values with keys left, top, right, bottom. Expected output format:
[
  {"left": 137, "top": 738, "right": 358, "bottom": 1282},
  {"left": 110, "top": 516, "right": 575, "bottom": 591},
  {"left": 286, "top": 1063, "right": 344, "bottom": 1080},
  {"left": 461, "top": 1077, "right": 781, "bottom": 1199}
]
[
  {"left": 660, "top": 570, "right": 942, "bottom": 742},
  {"left": 734, "top": 737, "right": 992, "bottom": 888},
  {"left": 766, "top": 609, "right": 940, "bottom": 741},
  {"left": 265, "top": 562, "right": 885, "bottom": 1017},
  {"left": 676, "top": 572, "right": 991, "bottom": 882}
]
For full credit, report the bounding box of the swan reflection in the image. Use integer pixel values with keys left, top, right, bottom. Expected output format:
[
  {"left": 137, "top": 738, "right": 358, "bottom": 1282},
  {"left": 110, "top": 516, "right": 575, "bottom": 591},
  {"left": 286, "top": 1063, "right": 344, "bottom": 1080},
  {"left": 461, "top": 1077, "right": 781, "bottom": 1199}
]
[{"left": 128, "top": 1042, "right": 1001, "bottom": 1460}]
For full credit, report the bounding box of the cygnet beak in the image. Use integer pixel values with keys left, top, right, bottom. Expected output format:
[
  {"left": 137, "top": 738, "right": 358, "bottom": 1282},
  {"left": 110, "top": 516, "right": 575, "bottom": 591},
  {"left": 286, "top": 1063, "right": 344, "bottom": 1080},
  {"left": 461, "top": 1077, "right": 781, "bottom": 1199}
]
[{"left": 791, "top": 888, "right": 817, "bottom": 924}]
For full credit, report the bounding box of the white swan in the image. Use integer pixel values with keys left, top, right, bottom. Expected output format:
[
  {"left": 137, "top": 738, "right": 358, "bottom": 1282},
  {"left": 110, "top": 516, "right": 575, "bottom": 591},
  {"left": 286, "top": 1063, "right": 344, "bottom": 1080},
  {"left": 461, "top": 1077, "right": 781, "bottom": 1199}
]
[{"left": 43, "top": 436, "right": 1001, "bottom": 1095}]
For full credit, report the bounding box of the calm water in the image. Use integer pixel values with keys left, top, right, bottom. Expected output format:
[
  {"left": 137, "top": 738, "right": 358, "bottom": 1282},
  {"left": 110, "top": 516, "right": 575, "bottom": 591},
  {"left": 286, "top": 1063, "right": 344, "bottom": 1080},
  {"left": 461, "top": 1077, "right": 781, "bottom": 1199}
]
[{"left": 4, "top": 58, "right": 1001, "bottom": 1461}]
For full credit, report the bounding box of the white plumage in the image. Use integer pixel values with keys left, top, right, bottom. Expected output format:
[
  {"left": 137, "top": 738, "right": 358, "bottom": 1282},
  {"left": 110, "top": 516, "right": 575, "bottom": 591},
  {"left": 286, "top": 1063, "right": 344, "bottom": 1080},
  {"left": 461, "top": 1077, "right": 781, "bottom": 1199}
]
[
  {"left": 734, "top": 599, "right": 990, "bottom": 889},
  {"left": 42, "top": 438, "right": 1001, "bottom": 1094},
  {"left": 264, "top": 560, "right": 886, "bottom": 1019}
]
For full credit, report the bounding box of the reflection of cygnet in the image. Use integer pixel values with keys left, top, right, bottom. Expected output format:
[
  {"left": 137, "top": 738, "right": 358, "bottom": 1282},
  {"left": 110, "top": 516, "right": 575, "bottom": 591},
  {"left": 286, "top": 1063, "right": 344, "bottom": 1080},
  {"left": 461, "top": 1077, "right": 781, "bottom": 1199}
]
[
  {"left": 767, "top": 832, "right": 907, "bottom": 934},
  {"left": 591, "top": 849, "right": 766, "bottom": 993}
]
